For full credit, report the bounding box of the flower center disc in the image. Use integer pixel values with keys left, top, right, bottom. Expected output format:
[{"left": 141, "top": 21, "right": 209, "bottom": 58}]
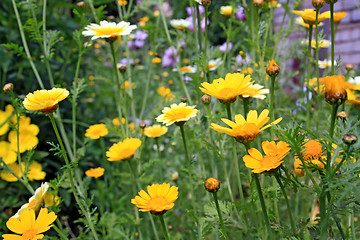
[
  {"left": 23, "top": 229, "right": 37, "bottom": 240},
  {"left": 148, "top": 197, "right": 168, "bottom": 210}
]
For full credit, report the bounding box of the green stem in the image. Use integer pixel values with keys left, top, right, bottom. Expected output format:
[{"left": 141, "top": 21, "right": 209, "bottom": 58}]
[
  {"left": 225, "top": 103, "right": 232, "bottom": 120},
  {"left": 319, "top": 188, "right": 328, "bottom": 240},
  {"left": 270, "top": 76, "right": 276, "bottom": 140},
  {"left": 204, "top": 6, "right": 209, "bottom": 82},
  {"left": 158, "top": 215, "right": 169, "bottom": 240},
  {"left": 86, "top": 0, "right": 98, "bottom": 22},
  {"left": 11, "top": 0, "right": 44, "bottom": 89},
  {"left": 72, "top": 50, "right": 82, "bottom": 162},
  {"left": 275, "top": 173, "right": 296, "bottom": 236},
  {"left": 212, "top": 192, "right": 229, "bottom": 240},
  {"left": 330, "top": 3, "right": 335, "bottom": 75},
  {"left": 52, "top": 224, "right": 68, "bottom": 240},
  {"left": 196, "top": 4, "right": 203, "bottom": 52},
  {"left": 179, "top": 124, "right": 191, "bottom": 164},
  {"left": 306, "top": 25, "right": 313, "bottom": 129},
  {"left": 253, "top": 173, "right": 274, "bottom": 240},
  {"left": 243, "top": 97, "right": 250, "bottom": 116},
  {"left": 315, "top": 8, "right": 321, "bottom": 134},
  {"left": 49, "top": 114, "right": 99, "bottom": 240},
  {"left": 326, "top": 104, "right": 338, "bottom": 170}
]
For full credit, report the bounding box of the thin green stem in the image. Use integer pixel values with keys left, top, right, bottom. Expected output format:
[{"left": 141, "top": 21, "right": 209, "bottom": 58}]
[
  {"left": 86, "top": 0, "right": 98, "bottom": 22},
  {"left": 253, "top": 173, "right": 274, "bottom": 240},
  {"left": 179, "top": 124, "right": 191, "bottom": 164},
  {"left": 306, "top": 25, "right": 313, "bottom": 129},
  {"left": 52, "top": 224, "right": 68, "bottom": 240},
  {"left": 243, "top": 97, "right": 250, "bottom": 116},
  {"left": 72, "top": 50, "right": 82, "bottom": 162},
  {"left": 158, "top": 215, "right": 169, "bottom": 240},
  {"left": 315, "top": 8, "right": 322, "bottom": 134},
  {"left": 195, "top": 4, "right": 202, "bottom": 52},
  {"left": 275, "top": 173, "right": 296, "bottom": 236},
  {"left": 270, "top": 76, "right": 276, "bottom": 140},
  {"left": 225, "top": 103, "right": 232, "bottom": 120},
  {"left": 49, "top": 114, "right": 99, "bottom": 240},
  {"left": 330, "top": 3, "right": 335, "bottom": 75},
  {"left": 326, "top": 104, "right": 338, "bottom": 170},
  {"left": 11, "top": 0, "right": 44, "bottom": 89},
  {"left": 204, "top": 6, "right": 209, "bottom": 82},
  {"left": 212, "top": 192, "right": 229, "bottom": 240}
]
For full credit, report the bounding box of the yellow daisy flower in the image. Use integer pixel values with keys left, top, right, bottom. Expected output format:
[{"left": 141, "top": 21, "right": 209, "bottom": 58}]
[
  {"left": 131, "top": 183, "right": 178, "bottom": 215},
  {"left": 295, "top": 17, "right": 324, "bottom": 28},
  {"left": 85, "top": 167, "right": 105, "bottom": 178},
  {"left": 0, "top": 105, "right": 15, "bottom": 136},
  {"left": 12, "top": 182, "right": 49, "bottom": 218},
  {"left": 8, "top": 116, "right": 39, "bottom": 153},
  {"left": 106, "top": 138, "right": 142, "bottom": 161},
  {"left": 200, "top": 73, "right": 252, "bottom": 104},
  {"left": 23, "top": 88, "right": 69, "bottom": 114},
  {"left": 144, "top": 124, "right": 168, "bottom": 138},
  {"left": 323, "top": 75, "right": 347, "bottom": 105},
  {"left": 0, "top": 141, "right": 17, "bottom": 165},
  {"left": 243, "top": 141, "right": 290, "bottom": 173},
  {"left": 85, "top": 124, "right": 108, "bottom": 139},
  {"left": 292, "top": 9, "right": 329, "bottom": 25},
  {"left": 156, "top": 103, "right": 199, "bottom": 126},
  {"left": 157, "top": 87, "right": 175, "bottom": 101},
  {"left": 82, "top": 20, "right": 137, "bottom": 40},
  {"left": 210, "top": 109, "right": 282, "bottom": 143},
  {"left": 0, "top": 163, "right": 23, "bottom": 182},
  {"left": 0, "top": 161, "right": 46, "bottom": 182},
  {"left": 2, "top": 208, "right": 57, "bottom": 240},
  {"left": 220, "top": 6, "right": 233, "bottom": 17},
  {"left": 333, "top": 12, "right": 347, "bottom": 23}
]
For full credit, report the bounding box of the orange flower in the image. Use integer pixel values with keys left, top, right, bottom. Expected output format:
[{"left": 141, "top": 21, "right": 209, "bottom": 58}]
[
  {"left": 323, "top": 75, "right": 347, "bottom": 105},
  {"left": 293, "top": 9, "right": 329, "bottom": 25},
  {"left": 333, "top": 12, "right": 347, "bottom": 23}
]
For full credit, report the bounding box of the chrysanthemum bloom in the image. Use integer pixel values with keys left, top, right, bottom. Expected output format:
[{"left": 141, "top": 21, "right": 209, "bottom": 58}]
[
  {"left": 0, "top": 105, "right": 15, "bottom": 136},
  {"left": 292, "top": 9, "right": 329, "bottom": 25},
  {"left": 346, "top": 89, "right": 360, "bottom": 107},
  {"left": 210, "top": 109, "right": 282, "bottom": 143},
  {"left": 295, "top": 17, "right": 324, "bottom": 28},
  {"left": 157, "top": 87, "right": 175, "bottom": 101},
  {"left": 144, "top": 124, "right": 168, "bottom": 138},
  {"left": 266, "top": 59, "right": 280, "bottom": 77},
  {"left": 8, "top": 117, "right": 39, "bottom": 153},
  {"left": 243, "top": 141, "right": 290, "bottom": 173},
  {"left": 0, "top": 161, "right": 45, "bottom": 182},
  {"left": 207, "top": 58, "right": 223, "bottom": 71},
  {"left": 0, "top": 163, "right": 23, "bottom": 182},
  {"left": 27, "top": 161, "right": 46, "bottom": 181},
  {"left": 2, "top": 208, "right": 57, "bottom": 240},
  {"left": 156, "top": 103, "right": 199, "bottom": 126},
  {"left": 323, "top": 75, "right": 347, "bottom": 105},
  {"left": 204, "top": 178, "right": 220, "bottom": 192},
  {"left": 11, "top": 182, "right": 49, "bottom": 218},
  {"left": 241, "top": 84, "right": 269, "bottom": 100},
  {"left": 199, "top": 73, "right": 252, "bottom": 104},
  {"left": 85, "top": 124, "right": 108, "bottom": 139},
  {"left": 152, "top": 57, "right": 162, "bottom": 64},
  {"left": 106, "top": 138, "right": 142, "bottom": 161},
  {"left": 0, "top": 141, "right": 17, "bottom": 165},
  {"left": 44, "top": 192, "right": 61, "bottom": 207},
  {"left": 170, "top": 19, "right": 190, "bottom": 30},
  {"left": 118, "top": 0, "right": 128, "bottom": 6},
  {"left": 131, "top": 183, "right": 178, "bottom": 215},
  {"left": 85, "top": 167, "right": 105, "bottom": 178},
  {"left": 23, "top": 88, "right": 69, "bottom": 114},
  {"left": 82, "top": 20, "right": 137, "bottom": 41},
  {"left": 220, "top": 6, "right": 233, "bottom": 17},
  {"left": 333, "top": 12, "right": 347, "bottom": 22},
  {"left": 311, "top": 39, "right": 331, "bottom": 48}
]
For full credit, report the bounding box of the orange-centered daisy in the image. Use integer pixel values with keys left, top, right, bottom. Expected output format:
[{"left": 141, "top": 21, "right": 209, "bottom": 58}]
[
  {"left": 144, "top": 124, "right": 168, "bottom": 138},
  {"left": 2, "top": 208, "right": 57, "bottom": 240},
  {"left": 85, "top": 123, "right": 109, "bottom": 139},
  {"left": 85, "top": 167, "right": 105, "bottom": 178},
  {"left": 156, "top": 103, "right": 199, "bottom": 126},
  {"left": 131, "top": 183, "right": 178, "bottom": 215},
  {"left": 210, "top": 109, "right": 282, "bottom": 143},
  {"left": 106, "top": 138, "right": 142, "bottom": 161},
  {"left": 200, "top": 73, "right": 252, "bottom": 104},
  {"left": 82, "top": 20, "right": 137, "bottom": 40},
  {"left": 23, "top": 88, "right": 69, "bottom": 114},
  {"left": 243, "top": 141, "right": 290, "bottom": 173}
]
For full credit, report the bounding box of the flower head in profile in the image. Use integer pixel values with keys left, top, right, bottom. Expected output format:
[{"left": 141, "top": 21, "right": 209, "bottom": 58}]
[
  {"left": 23, "top": 88, "right": 69, "bottom": 114},
  {"left": 241, "top": 84, "right": 269, "bottom": 100},
  {"left": 144, "top": 124, "right": 168, "bottom": 138},
  {"left": 210, "top": 109, "right": 282, "bottom": 143},
  {"left": 295, "top": 17, "right": 324, "bottom": 28},
  {"left": 156, "top": 103, "right": 199, "bottom": 126},
  {"left": 324, "top": 75, "right": 347, "bottom": 105},
  {"left": 131, "top": 183, "right": 178, "bottom": 215},
  {"left": 200, "top": 73, "right": 252, "bottom": 104},
  {"left": 170, "top": 19, "right": 190, "bottom": 30},
  {"left": 2, "top": 208, "right": 57, "bottom": 240},
  {"left": 106, "top": 138, "right": 142, "bottom": 161},
  {"left": 207, "top": 58, "right": 223, "bottom": 71},
  {"left": 173, "top": 66, "right": 197, "bottom": 74},
  {"left": 85, "top": 167, "right": 105, "bottom": 178},
  {"left": 83, "top": 20, "right": 137, "bottom": 41},
  {"left": 292, "top": 9, "right": 329, "bottom": 25},
  {"left": 11, "top": 183, "right": 49, "bottom": 219},
  {"left": 220, "top": 6, "right": 233, "bottom": 17},
  {"left": 243, "top": 141, "right": 290, "bottom": 173},
  {"left": 85, "top": 124, "right": 108, "bottom": 139},
  {"left": 333, "top": 12, "right": 347, "bottom": 23}
]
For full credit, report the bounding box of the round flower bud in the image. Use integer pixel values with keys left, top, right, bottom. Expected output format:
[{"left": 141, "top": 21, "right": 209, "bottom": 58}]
[
  {"left": 323, "top": 75, "right": 347, "bottom": 106},
  {"left": 312, "top": 0, "right": 325, "bottom": 8},
  {"left": 201, "top": 94, "right": 211, "bottom": 105},
  {"left": 77, "top": 1, "right": 85, "bottom": 7},
  {"left": 325, "top": 0, "right": 337, "bottom": 4},
  {"left": 181, "top": 97, "right": 188, "bottom": 103},
  {"left": 119, "top": 65, "right": 127, "bottom": 73},
  {"left": 266, "top": 59, "right": 280, "bottom": 77},
  {"left": 139, "top": 122, "right": 147, "bottom": 129},
  {"left": 253, "top": 0, "right": 264, "bottom": 7},
  {"left": 204, "top": 177, "right": 220, "bottom": 193},
  {"left": 171, "top": 171, "right": 179, "bottom": 182},
  {"left": 345, "top": 64, "right": 354, "bottom": 71},
  {"left": 201, "top": 0, "right": 211, "bottom": 7},
  {"left": 3, "top": 83, "right": 14, "bottom": 92},
  {"left": 336, "top": 111, "right": 348, "bottom": 122},
  {"left": 342, "top": 133, "right": 358, "bottom": 145}
]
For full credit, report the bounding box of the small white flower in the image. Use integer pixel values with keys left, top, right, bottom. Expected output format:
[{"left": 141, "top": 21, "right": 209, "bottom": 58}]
[
  {"left": 242, "top": 84, "right": 269, "bottom": 100},
  {"left": 318, "top": 60, "right": 332, "bottom": 69},
  {"left": 82, "top": 20, "right": 137, "bottom": 40},
  {"left": 348, "top": 76, "right": 360, "bottom": 85},
  {"left": 170, "top": 19, "right": 191, "bottom": 30},
  {"left": 173, "top": 66, "right": 197, "bottom": 74},
  {"left": 207, "top": 58, "right": 223, "bottom": 71}
]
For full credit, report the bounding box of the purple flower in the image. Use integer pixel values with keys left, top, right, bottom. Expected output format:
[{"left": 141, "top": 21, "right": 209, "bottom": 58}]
[
  {"left": 135, "top": 30, "right": 148, "bottom": 40},
  {"left": 120, "top": 58, "right": 134, "bottom": 65},
  {"left": 183, "top": 75, "right": 193, "bottom": 83},
  {"left": 219, "top": 42, "right": 233, "bottom": 52},
  {"left": 236, "top": 5, "right": 246, "bottom": 21},
  {"left": 187, "top": 16, "right": 209, "bottom": 33},
  {"left": 134, "top": 39, "right": 145, "bottom": 48},
  {"left": 162, "top": 47, "right": 178, "bottom": 67},
  {"left": 186, "top": 5, "right": 205, "bottom": 16}
]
